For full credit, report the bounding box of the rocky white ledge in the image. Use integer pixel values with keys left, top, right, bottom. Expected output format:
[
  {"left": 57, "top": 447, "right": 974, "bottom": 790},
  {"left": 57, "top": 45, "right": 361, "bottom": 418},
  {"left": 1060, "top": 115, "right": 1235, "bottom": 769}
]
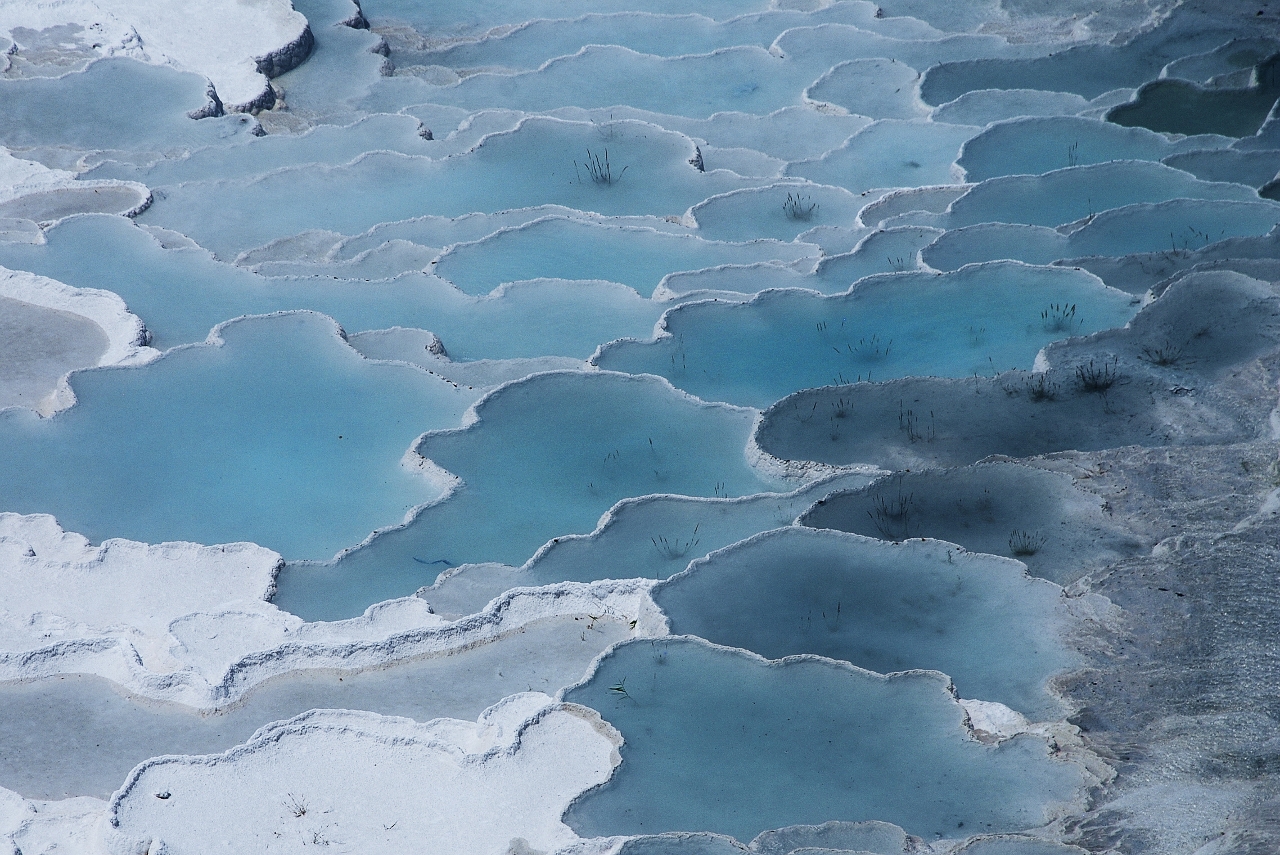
[
  {"left": 1, "top": 149, "right": 100, "bottom": 205},
  {"left": 0, "top": 265, "right": 158, "bottom": 414},
  {"left": 0, "top": 267, "right": 155, "bottom": 367},
  {"left": 0, "top": 786, "right": 107, "bottom": 855},
  {"left": 0, "top": 0, "right": 311, "bottom": 112},
  {"left": 0, "top": 514, "right": 661, "bottom": 712},
  {"left": 0, "top": 148, "right": 150, "bottom": 219},
  {"left": 0, "top": 513, "right": 279, "bottom": 669},
  {"left": 0, "top": 696, "right": 621, "bottom": 855},
  {"left": 105, "top": 699, "right": 620, "bottom": 855}
]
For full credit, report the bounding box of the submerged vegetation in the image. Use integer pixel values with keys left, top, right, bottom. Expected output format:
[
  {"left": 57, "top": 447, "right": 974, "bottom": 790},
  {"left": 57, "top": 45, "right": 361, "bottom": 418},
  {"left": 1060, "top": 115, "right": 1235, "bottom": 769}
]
[
  {"left": 868, "top": 486, "right": 915, "bottom": 541},
  {"left": 1041, "top": 302, "right": 1079, "bottom": 333},
  {"left": 576, "top": 148, "right": 628, "bottom": 185},
  {"left": 1008, "top": 529, "right": 1046, "bottom": 557},
  {"left": 898, "top": 401, "right": 936, "bottom": 444},
  {"left": 651, "top": 523, "right": 702, "bottom": 561},
  {"left": 852, "top": 334, "right": 893, "bottom": 361},
  {"left": 782, "top": 191, "right": 818, "bottom": 221}
]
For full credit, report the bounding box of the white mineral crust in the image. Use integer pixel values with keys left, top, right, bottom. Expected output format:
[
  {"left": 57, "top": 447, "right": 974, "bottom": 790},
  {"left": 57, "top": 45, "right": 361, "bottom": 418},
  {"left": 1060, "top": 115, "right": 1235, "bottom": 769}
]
[{"left": 0, "top": 0, "right": 309, "bottom": 110}]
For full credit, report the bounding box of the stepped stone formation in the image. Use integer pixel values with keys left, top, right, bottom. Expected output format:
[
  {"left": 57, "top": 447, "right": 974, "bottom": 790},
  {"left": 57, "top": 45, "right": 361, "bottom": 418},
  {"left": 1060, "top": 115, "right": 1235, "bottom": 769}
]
[{"left": 0, "top": 0, "right": 1279, "bottom": 852}]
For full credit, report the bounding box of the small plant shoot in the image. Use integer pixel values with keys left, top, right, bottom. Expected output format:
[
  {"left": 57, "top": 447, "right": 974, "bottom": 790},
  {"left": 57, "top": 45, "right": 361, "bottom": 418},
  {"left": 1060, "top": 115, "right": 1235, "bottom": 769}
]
[
  {"left": 285, "top": 794, "right": 308, "bottom": 818},
  {"left": 651, "top": 523, "right": 701, "bottom": 560},
  {"left": 851, "top": 334, "right": 892, "bottom": 361},
  {"left": 1075, "top": 356, "right": 1123, "bottom": 393},
  {"left": 869, "top": 488, "right": 915, "bottom": 541},
  {"left": 576, "top": 148, "right": 628, "bottom": 186},
  {"left": 1024, "top": 374, "right": 1059, "bottom": 402},
  {"left": 1140, "top": 339, "right": 1185, "bottom": 366},
  {"left": 782, "top": 192, "right": 818, "bottom": 221},
  {"left": 1041, "top": 303, "right": 1079, "bottom": 334},
  {"left": 1009, "top": 529, "right": 1046, "bottom": 557}
]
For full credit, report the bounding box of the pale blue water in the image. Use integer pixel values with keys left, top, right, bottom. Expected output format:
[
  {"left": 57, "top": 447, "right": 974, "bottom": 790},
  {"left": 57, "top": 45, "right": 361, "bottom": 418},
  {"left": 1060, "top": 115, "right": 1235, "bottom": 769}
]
[
  {"left": 432, "top": 216, "right": 816, "bottom": 297},
  {"left": 137, "top": 117, "right": 762, "bottom": 258},
  {"left": 924, "top": 199, "right": 1280, "bottom": 271},
  {"left": 595, "top": 262, "right": 1138, "bottom": 407},
  {"left": 398, "top": 5, "right": 908, "bottom": 72},
  {"left": 689, "top": 181, "right": 869, "bottom": 243},
  {"left": 812, "top": 226, "right": 943, "bottom": 288},
  {"left": 271, "top": 0, "right": 394, "bottom": 121},
  {"left": 805, "top": 58, "right": 928, "bottom": 120},
  {"left": 940, "top": 160, "right": 1263, "bottom": 229},
  {"left": 1066, "top": 199, "right": 1280, "bottom": 258},
  {"left": 0, "top": 216, "right": 666, "bottom": 358},
  {"left": 273, "top": 370, "right": 781, "bottom": 618},
  {"left": 0, "top": 58, "right": 260, "bottom": 153},
  {"left": 770, "top": 24, "right": 1034, "bottom": 74},
  {"left": 515, "top": 472, "right": 874, "bottom": 584},
  {"left": 931, "top": 88, "right": 1091, "bottom": 127},
  {"left": 408, "top": 21, "right": 1031, "bottom": 122},
  {"left": 921, "top": 223, "right": 1066, "bottom": 273},
  {"left": 550, "top": 105, "right": 875, "bottom": 164},
  {"left": 918, "top": 9, "right": 1250, "bottom": 102},
  {"left": 658, "top": 262, "right": 810, "bottom": 297},
  {"left": 788, "top": 119, "right": 981, "bottom": 192},
  {"left": 1165, "top": 148, "right": 1280, "bottom": 192},
  {"left": 391, "top": 45, "right": 818, "bottom": 119},
  {"left": 0, "top": 313, "right": 472, "bottom": 559},
  {"left": 362, "top": 0, "right": 778, "bottom": 33},
  {"left": 88, "top": 114, "right": 434, "bottom": 185}
]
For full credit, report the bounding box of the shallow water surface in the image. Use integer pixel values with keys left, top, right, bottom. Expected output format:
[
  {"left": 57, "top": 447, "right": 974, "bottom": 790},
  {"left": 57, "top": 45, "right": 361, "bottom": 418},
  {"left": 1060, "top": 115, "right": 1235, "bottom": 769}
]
[
  {"left": 0, "top": 312, "right": 472, "bottom": 559},
  {"left": 563, "top": 637, "right": 1088, "bottom": 841}
]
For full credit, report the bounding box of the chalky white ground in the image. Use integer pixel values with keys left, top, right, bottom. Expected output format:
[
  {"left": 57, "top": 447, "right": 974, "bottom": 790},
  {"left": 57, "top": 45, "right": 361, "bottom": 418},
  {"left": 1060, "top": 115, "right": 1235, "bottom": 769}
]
[{"left": 0, "top": 0, "right": 307, "bottom": 109}]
